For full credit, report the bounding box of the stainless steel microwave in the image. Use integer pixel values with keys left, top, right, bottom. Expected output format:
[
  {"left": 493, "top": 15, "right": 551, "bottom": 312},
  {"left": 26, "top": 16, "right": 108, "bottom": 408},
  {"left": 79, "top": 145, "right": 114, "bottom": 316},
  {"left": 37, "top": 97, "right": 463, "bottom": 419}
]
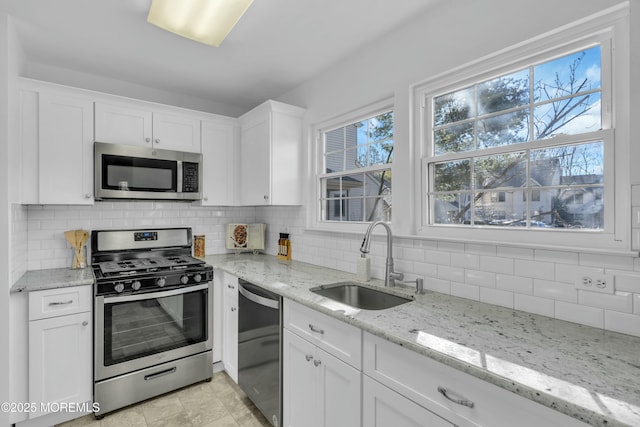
[{"left": 94, "top": 142, "right": 202, "bottom": 201}]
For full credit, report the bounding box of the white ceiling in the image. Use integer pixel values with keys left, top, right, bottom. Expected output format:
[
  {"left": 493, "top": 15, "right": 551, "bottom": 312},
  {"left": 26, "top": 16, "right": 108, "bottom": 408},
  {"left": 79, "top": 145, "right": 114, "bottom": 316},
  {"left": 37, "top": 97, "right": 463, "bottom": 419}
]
[{"left": 5, "top": 0, "right": 437, "bottom": 115}]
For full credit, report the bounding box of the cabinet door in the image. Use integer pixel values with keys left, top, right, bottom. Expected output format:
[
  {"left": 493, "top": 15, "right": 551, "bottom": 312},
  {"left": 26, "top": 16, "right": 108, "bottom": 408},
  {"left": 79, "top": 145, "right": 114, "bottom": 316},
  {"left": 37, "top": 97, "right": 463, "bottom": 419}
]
[
  {"left": 222, "top": 273, "right": 239, "bottom": 382},
  {"left": 363, "top": 376, "right": 454, "bottom": 427},
  {"left": 201, "top": 119, "right": 238, "bottom": 205},
  {"left": 29, "top": 311, "right": 92, "bottom": 418},
  {"left": 94, "top": 101, "right": 153, "bottom": 147},
  {"left": 240, "top": 115, "right": 271, "bottom": 205},
  {"left": 39, "top": 92, "right": 94, "bottom": 204},
  {"left": 283, "top": 330, "right": 319, "bottom": 427},
  {"left": 316, "top": 345, "right": 361, "bottom": 427},
  {"left": 152, "top": 111, "right": 201, "bottom": 153}
]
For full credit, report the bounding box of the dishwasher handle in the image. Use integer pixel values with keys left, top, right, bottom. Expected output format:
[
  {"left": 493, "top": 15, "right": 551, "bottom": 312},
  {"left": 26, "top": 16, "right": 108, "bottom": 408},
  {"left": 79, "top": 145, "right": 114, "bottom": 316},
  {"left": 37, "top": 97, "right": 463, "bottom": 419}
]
[{"left": 238, "top": 282, "right": 280, "bottom": 310}]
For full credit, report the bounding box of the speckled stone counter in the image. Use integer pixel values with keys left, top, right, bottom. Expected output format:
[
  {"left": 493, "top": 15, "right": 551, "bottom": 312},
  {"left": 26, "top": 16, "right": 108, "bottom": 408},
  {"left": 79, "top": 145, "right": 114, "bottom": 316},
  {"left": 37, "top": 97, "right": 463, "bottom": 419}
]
[
  {"left": 10, "top": 267, "right": 95, "bottom": 293},
  {"left": 205, "top": 253, "right": 640, "bottom": 427}
]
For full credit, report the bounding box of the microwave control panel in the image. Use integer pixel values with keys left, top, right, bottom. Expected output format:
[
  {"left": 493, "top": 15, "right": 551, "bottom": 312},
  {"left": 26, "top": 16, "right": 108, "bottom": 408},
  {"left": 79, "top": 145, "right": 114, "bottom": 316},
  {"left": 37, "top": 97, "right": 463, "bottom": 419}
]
[{"left": 182, "top": 162, "right": 199, "bottom": 192}]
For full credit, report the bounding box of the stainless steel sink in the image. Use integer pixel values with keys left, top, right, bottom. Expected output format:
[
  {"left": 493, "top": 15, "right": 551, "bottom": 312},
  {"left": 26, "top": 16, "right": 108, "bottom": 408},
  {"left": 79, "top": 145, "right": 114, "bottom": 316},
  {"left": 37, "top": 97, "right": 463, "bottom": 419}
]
[{"left": 310, "top": 282, "right": 412, "bottom": 310}]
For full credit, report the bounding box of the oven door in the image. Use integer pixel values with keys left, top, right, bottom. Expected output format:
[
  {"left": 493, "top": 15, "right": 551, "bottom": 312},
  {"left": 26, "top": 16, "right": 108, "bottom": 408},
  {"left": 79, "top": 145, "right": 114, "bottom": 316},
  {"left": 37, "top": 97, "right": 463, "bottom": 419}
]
[{"left": 95, "top": 282, "right": 212, "bottom": 381}]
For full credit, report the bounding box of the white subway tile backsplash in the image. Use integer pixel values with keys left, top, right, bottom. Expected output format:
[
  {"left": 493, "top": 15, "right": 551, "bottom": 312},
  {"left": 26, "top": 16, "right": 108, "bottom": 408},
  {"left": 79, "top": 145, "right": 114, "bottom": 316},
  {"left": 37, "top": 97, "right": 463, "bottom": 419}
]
[
  {"left": 496, "top": 246, "right": 533, "bottom": 260},
  {"left": 496, "top": 274, "right": 533, "bottom": 295},
  {"left": 555, "top": 264, "right": 604, "bottom": 284},
  {"left": 534, "top": 249, "right": 579, "bottom": 265},
  {"left": 608, "top": 271, "right": 640, "bottom": 293},
  {"left": 450, "top": 281, "right": 480, "bottom": 301},
  {"left": 464, "top": 243, "right": 497, "bottom": 256},
  {"left": 437, "top": 265, "right": 465, "bottom": 282},
  {"left": 514, "top": 294, "right": 554, "bottom": 317},
  {"left": 515, "top": 259, "right": 555, "bottom": 280},
  {"left": 451, "top": 253, "right": 479, "bottom": 269},
  {"left": 579, "top": 253, "right": 634, "bottom": 270},
  {"left": 465, "top": 270, "right": 496, "bottom": 288},
  {"left": 604, "top": 310, "right": 640, "bottom": 336},
  {"left": 425, "top": 278, "right": 451, "bottom": 294},
  {"left": 437, "top": 241, "right": 464, "bottom": 252},
  {"left": 555, "top": 301, "right": 604, "bottom": 329},
  {"left": 424, "top": 249, "right": 451, "bottom": 266},
  {"left": 479, "top": 256, "right": 514, "bottom": 274},
  {"left": 16, "top": 203, "right": 640, "bottom": 336},
  {"left": 479, "top": 287, "right": 513, "bottom": 309},
  {"left": 578, "top": 291, "right": 633, "bottom": 313},
  {"left": 403, "top": 247, "right": 425, "bottom": 262},
  {"left": 533, "top": 279, "right": 577, "bottom": 303}
]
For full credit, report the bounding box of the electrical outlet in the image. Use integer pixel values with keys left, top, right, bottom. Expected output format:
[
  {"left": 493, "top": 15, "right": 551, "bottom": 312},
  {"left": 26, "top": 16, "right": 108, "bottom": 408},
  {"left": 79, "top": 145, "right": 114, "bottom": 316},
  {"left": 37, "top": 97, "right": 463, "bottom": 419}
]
[{"left": 575, "top": 273, "right": 615, "bottom": 294}]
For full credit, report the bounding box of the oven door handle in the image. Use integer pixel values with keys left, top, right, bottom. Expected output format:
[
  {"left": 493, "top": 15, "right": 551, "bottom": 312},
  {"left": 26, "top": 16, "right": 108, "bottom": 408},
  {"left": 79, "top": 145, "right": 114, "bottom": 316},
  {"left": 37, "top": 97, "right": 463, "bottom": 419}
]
[
  {"left": 238, "top": 283, "right": 279, "bottom": 309},
  {"left": 103, "top": 283, "right": 209, "bottom": 303}
]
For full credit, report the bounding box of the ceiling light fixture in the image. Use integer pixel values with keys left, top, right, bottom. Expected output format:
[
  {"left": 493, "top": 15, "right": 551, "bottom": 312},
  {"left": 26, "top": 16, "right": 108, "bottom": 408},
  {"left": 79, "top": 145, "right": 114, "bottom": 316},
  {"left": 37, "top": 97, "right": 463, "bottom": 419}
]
[{"left": 147, "top": 0, "right": 254, "bottom": 47}]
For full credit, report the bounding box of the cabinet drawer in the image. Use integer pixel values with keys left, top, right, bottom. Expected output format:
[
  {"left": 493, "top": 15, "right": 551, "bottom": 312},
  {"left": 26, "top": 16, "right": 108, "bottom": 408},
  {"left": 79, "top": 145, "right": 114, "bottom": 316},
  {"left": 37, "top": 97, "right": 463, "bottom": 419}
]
[
  {"left": 284, "top": 300, "right": 362, "bottom": 369},
  {"left": 363, "top": 332, "right": 587, "bottom": 427},
  {"left": 29, "top": 285, "right": 92, "bottom": 321}
]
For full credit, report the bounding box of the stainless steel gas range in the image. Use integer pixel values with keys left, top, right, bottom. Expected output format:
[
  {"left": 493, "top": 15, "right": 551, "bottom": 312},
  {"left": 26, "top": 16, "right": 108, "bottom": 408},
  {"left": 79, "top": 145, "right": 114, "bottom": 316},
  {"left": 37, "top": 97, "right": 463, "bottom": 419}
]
[{"left": 91, "top": 228, "right": 213, "bottom": 417}]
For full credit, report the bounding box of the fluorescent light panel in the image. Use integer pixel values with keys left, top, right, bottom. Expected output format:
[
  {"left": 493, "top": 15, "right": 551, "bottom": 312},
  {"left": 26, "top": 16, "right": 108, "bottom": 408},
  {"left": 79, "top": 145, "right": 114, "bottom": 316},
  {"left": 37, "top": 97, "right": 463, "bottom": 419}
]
[{"left": 147, "top": 0, "right": 254, "bottom": 47}]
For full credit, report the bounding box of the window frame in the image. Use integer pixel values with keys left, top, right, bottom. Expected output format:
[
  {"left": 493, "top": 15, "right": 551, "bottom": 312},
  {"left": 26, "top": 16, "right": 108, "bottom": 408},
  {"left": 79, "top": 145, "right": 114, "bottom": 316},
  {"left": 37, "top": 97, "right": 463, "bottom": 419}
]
[
  {"left": 412, "top": 10, "right": 630, "bottom": 252},
  {"left": 310, "top": 98, "right": 395, "bottom": 232}
]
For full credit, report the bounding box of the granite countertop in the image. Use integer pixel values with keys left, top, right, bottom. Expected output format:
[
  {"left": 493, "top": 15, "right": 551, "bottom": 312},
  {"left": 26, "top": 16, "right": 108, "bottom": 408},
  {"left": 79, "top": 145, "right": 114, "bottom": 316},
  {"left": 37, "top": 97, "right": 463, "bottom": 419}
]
[
  {"left": 10, "top": 267, "right": 95, "bottom": 293},
  {"left": 205, "top": 253, "right": 640, "bottom": 427}
]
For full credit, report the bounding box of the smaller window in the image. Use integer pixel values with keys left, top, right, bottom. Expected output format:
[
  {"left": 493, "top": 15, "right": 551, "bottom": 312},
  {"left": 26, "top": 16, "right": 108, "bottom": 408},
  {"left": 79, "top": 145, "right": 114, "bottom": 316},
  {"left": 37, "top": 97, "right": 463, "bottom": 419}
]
[{"left": 319, "top": 109, "right": 394, "bottom": 223}]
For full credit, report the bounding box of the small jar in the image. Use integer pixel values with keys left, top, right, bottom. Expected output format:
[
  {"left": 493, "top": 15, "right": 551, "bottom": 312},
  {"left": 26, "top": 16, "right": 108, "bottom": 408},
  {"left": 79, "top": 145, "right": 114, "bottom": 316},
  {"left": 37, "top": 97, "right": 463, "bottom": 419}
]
[{"left": 194, "top": 235, "right": 205, "bottom": 257}]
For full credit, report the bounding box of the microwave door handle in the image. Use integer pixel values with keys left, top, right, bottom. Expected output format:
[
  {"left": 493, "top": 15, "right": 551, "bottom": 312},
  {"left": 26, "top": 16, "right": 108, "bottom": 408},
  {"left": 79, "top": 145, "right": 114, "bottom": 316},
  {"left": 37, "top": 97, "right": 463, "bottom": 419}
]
[
  {"left": 103, "top": 283, "right": 209, "bottom": 303},
  {"left": 177, "top": 161, "right": 183, "bottom": 193}
]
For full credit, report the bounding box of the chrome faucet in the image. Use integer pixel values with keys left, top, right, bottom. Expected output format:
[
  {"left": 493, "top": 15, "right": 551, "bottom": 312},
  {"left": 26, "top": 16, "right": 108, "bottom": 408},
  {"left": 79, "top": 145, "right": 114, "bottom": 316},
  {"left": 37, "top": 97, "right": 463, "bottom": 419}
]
[{"left": 360, "top": 221, "right": 404, "bottom": 287}]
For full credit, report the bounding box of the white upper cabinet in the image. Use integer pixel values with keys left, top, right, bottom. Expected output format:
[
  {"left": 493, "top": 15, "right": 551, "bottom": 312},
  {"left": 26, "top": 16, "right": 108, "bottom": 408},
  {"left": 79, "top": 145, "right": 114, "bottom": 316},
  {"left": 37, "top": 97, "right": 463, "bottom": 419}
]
[
  {"left": 38, "top": 91, "right": 95, "bottom": 205},
  {"left": 239, "top": 100, "right": 305, "bottom": 206},
  {"left": 200, "top": 117, "right": 239, "bottom": 206},
  {"left": 95, "top": 101, "right": 201, "bottom": 153}
]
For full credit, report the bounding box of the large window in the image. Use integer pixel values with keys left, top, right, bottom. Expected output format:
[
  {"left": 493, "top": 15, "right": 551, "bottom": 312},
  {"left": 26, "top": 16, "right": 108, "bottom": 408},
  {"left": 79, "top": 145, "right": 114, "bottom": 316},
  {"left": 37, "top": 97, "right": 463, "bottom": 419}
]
[
  {"left": 318, "top": 107, "right": 393, "bottom": 223},
  {"left": 423, "top": 42, "right": 611, "bottom": 232}
]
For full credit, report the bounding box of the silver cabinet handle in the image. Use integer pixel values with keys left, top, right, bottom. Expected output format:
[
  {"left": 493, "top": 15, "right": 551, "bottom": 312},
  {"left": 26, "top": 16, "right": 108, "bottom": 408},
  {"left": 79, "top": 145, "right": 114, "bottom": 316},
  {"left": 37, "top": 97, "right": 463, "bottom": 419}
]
[
  {"left": 231, "top": 307, "right": 236, "bottom": 312},
  {"left": 305, "top": 355, "right": 313, "bottom": 362},
  {"left": 227, "top": 284, "right": 235, "bottom": 289},
  {"left": 313, "top": 359, "right": 322, "bottom": 367},
  {"left": 437, "top": 386, "right": 475, "bottom": 408},
  {"left": 82, "top": 321, "right": 88, "bottom": 326},
  {"left": 155, "top": 138, "right": 160, "bottom": 144},
  {"left": 145, "top": 137, "right": 151, "bottom": 143},
  {"left": 85, "top": 194, "right": 92, "bottom": 199},
  {"left": 49, "top": 300, "right": 73, "bottom": 306},
  {"left": 308, "top": 324, "right": 324, "bottom": 334}
]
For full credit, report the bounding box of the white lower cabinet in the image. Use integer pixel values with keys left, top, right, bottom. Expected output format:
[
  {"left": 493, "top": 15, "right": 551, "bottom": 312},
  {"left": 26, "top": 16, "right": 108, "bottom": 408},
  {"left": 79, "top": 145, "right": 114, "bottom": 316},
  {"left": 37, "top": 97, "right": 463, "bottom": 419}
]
[
  {"left": 221, "top": 272, "right": 239, "bottom": 382},
  {"left": 363, "top": 332, "right": 588, "bottom": 427},
  {"left": 363, "top": 375, "right": 454, "bottom": 427},
  {"left": 28, "top": 286, "right": 93, "bottom": 419},
  {"left": 282, "top": 300, "right": 362, "bottom": 427},
  {"left": 283, "top": 329, "right": 361, "bottom": 427}
]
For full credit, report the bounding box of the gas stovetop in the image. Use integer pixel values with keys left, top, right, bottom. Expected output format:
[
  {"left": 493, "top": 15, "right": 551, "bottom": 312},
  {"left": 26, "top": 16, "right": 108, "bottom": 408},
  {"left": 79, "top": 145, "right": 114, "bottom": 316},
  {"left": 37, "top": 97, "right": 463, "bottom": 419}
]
[
  {"left": 91, "top": 228, "right": 213, "bottom": 296},
  {"left": 97, "top": 255, "right": 205, "bottom": 276}
]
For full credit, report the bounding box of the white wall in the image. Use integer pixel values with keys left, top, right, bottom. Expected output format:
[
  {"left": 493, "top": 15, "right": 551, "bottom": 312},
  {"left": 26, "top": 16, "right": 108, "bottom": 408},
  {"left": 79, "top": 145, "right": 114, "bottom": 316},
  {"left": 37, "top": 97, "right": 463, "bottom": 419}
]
[{"left": 265, "top": 0, "right": 640, "bottom": 337}]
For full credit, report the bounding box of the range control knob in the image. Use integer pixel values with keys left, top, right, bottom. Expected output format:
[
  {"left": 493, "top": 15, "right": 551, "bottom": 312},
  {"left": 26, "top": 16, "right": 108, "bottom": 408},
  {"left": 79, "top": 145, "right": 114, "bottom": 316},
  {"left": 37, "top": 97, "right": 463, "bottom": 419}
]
[
  {"left": 131, "top": 280, "right": 141, "bottom": 291},
  {"left": 157, "top": 277, "right": 166, "bottom": 287},
  {"left": 181, "top": 275, "right": 189, "bottom": 285},
  {"left": 114, "top": 283, "right": 125, "bottom": 293},
  {"left": 193, "top": 274, "right": 202, "bottom": 283}
]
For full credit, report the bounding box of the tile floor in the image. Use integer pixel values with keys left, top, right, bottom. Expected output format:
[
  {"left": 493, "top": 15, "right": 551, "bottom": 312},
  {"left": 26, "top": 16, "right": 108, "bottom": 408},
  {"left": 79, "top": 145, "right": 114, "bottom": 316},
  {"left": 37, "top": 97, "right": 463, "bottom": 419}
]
[{"left": 56, "top": 372, "right": 272, "bottom": 427}]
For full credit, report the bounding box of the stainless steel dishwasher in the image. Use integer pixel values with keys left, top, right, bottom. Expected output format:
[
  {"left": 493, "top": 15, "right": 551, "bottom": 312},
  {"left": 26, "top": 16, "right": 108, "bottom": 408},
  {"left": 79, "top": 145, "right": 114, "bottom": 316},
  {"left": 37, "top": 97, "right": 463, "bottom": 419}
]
[{"left": 237, "top": 280, "right": 282, "bottom": 427}]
